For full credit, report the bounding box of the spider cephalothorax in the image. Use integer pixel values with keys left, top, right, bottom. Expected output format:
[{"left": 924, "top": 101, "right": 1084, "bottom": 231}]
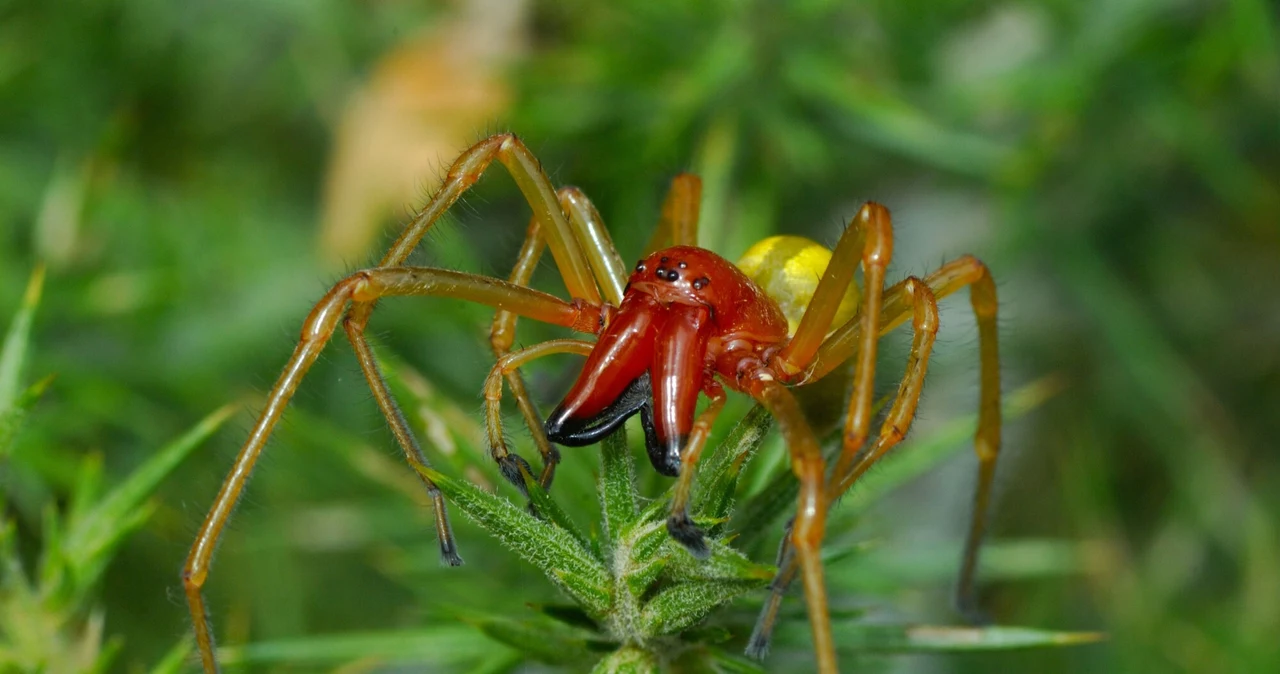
[
  {"left": 545, "top": 245, "right": 788, "bottom": 477},
  {"left": 184, "top": 134, "right": 1003, "bottom": 674}
]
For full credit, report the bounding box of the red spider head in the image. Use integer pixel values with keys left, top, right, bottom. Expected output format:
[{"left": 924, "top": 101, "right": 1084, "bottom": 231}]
[{"left": 544, "top": 246, "right": 787, "bottom": 476}]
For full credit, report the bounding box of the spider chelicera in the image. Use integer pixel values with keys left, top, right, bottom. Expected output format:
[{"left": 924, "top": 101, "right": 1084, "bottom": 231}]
[{"left": 182, "top": 133, "right": 1003, "bottom": 674}]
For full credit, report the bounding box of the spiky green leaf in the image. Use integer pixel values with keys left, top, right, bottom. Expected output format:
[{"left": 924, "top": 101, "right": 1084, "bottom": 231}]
[
  {"left": 599, "top": 430, "right": 638, "bottom": 539},
  {"left": 693, "top": 404, "right": 772, "bottom": 526},
  {"left": 665, "top": 538, "right": 774, "bottom": 584},
  {"left": 464, "top": 611, "right": 604, "bottom": 665},
  {"left": 639, "top": 579, "right": 763, "bottom": 636},
  {"left": 415, "top": 465, "right": 612, "bottom": 616},
  {"left": 590, "top": 645, "right": 660, "bottom": 674},
  {"left": 522, "top": 466, "right": 596, "bottom": 559}
]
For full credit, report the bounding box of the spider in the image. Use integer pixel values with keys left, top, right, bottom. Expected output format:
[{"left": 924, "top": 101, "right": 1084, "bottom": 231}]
[{"left": 182, "top": 133, "right": 1002, "bottom": 674}]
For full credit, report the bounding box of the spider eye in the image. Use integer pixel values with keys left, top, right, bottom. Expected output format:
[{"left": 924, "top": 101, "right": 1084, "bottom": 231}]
[
  {"left": 635, "top": 262, "right": 646, "bottom": 273},
  {"left": 692, "top": 277, "right": 710, "bottom": 290}
]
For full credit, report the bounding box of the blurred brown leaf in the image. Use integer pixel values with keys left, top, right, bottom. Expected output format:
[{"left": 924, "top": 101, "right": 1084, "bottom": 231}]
[{"left": 318, "top": 0, "right": 529, "bottom": 267}]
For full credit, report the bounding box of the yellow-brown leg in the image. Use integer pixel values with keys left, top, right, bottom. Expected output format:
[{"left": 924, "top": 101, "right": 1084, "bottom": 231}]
[
  {"left": 489, "top": 218, "right": 560, "bottom": 488},
  {"left": 372, "top": 133, "right": 600, "bottom": 303},
  {"left": 558, "top": 186, "right": 629, "bottom": 304},
  {"left": 643, "top": 173, "right": 703, "bottom": 254},
  {"left": 344, "top": 314, "right": 462, "bottom": 563},
  {"left": 488, "top": 186, "right": 629, "bottom": 491},
  {"left": 748, "top": 256, "right": 1003, "bottom": 657},
  {"left": 183, "top": 266, "right": 603, "bottom": 674},
  {"left": 745, "top": 203, "right": 892, "bottom": 670},
  {"left": 482, "top": 338, "right": 596, "bottom": 492},
  {"left": 749, "top": 376, "right": 837, "bottom": 674},
  {"left": 769, "top": 200, "right": 895, "bottom": 477},
  {"left": 830, "top": 277, "right": 940, "bottom": 495},
  {"left": 666, "top": 382, "right": 727, "bottom": 558},
  {"left": 186, "top": 134, "right": 624, "bottom": 673},
  {"left": 815, "top": 256, "right": 1003, "bottom": 617}
]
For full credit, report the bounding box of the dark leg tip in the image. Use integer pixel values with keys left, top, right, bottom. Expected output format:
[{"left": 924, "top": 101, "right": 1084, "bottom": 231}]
[
  {"left": 496, "top": 453, "right": 533, "bottom": 496},
  {"left": 667, "top": 512, "right": 710, "bottom": 559},
  {"left": 744, "top": 627, "right": 772, "bottom": 660},
  {"left": 439, "top": 540, "right": 464, "bottom": 567}
]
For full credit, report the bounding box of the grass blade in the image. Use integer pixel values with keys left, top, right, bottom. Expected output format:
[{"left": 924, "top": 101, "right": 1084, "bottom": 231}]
[
  {"left": 825, "top": 623, "right": 1105, "bottom": 652},
  {"left": 0, "top": 265, "right": 44, "bottom": 414},
  {"left": 218, "top": 626, "right": 503, "bottom": 665},
  {"left": 60, "top": 404, "right": 236, "bottom": 585}
]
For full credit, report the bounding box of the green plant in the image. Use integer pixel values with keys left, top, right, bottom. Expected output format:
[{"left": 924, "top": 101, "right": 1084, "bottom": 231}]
[
  {"left": 213, "top": 336, "right": 1096, "bottom": 672},
  {"left": 0, "top": 267, "right": 232, "bottom": 673}
]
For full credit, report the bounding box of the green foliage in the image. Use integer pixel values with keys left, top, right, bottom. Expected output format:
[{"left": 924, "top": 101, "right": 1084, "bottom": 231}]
[
  {"left": 0, "top": 268, "right": 229, "bottom": 672},
  {"left": 385, "top": 358, "right": 1084, "bottom": 670},
  {"left": 3, "top": 0, "right": 1276, "bottom": 672}
]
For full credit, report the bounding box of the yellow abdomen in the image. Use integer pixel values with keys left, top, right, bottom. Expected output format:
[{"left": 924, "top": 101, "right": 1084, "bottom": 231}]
[{"left": 736, "top": 235, "right": 860, "bottom": 336}]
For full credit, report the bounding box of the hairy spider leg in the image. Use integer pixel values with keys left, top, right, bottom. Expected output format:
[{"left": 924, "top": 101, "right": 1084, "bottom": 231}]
[
  {"left": 488, "top": 219, "right": 560, "bottom": 488},
  {"left": 745, "top": 275, "right": 941, "bottom": 656},
  {"left": 559, "top": 187, "right": 629, "bottom": 303},
  {"left": 488, "top": 186, "right": 629, "bottom": 492},
  {"left": 185, "top": 133, "right": 610, "bottom": 674},
  {"left": 770, "top": 203, "right": 895, "bottom": 479},
  {"left": 643, "top": 173, "right": 703, "bottom": 254},
  {"left": 664, "top": 376, "right": 728, "bottom": 558},
  {"left": 484, "top": 338, "right": 598, "bottom": 490},
  {"left": 815, "top": 255, "right": 1002, "bottom": 621},
  {"left": 747, "top": 255, "right": 1002, "bottom": 656},
  {"left": 831, "top": 278, "right": 940, "bottom": 494},
  {"left": 707, "top": 202, "right": 887, "bottom": 673},
  {"left": 746, "top": 375, "right": 836, "bottom": 674},
  {"left": 371, "top": 134, "right": 601, "bottom": 303}
]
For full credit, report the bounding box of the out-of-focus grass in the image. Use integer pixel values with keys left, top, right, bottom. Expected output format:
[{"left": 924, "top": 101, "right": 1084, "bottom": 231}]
[{"left": 1, "top": 0, "right": 1277, "bottom": 672}]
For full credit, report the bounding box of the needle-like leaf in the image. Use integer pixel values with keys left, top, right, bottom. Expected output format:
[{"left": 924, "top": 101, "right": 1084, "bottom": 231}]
[{"left": 414, "top": 465, "right": 613, "bottom": 617}]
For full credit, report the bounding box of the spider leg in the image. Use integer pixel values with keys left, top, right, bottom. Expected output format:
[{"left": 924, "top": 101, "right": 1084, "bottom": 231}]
[
  {"left": 341, "top": 133, "right": 607, "bottom": 385},
  {"left": 818, "top": 257, "right": 1001, "bottom": 620},
  {"left": 489, "top": 218, "right": 558, "bottom": 489},
  {"left": 743, "top": 203, "right": 890, "bottom": 668},
  {"left": 748, "top": 376, "right": 837, "bottom": 674},
  {"left": 749, "top": 278, "right": 938, "bottom": 659},
  {"left": 773, "top": 202, "right": 883, "bottom": 376},
  {"left": 814, "top": 256, "right": 1002, "bottom": 618},
  {"left": 830, "top": 277, "right": 939, "bottom": 493},
  {"left": 666, "top": 380, "right": 727, "bottom": 558},
  {"left": 373, "top": 133, "right": 599, "bottom": 302},
  {"left": 773, "top": 202, "right": 895, "bottom": 473},
  {"left": 643, "top": 173, "right": 703, "bottom": 254},
  {"left": 483, "top": 339, "right": 597, "bottom": 493},
  {"left": 559, "top": 186, "right": 629, "bottom": 304},
  {"left": 489, "top": 188, "right": 630, "bottom": 491},
  {"left": 748, "top": 256, "right": 1002, "bottom": 657},
  {"left": 344, "top": 318, "right": 463, "bottom": 565},
  {"left": 184, "top": 267, "right": 602, "bottom": 674}
]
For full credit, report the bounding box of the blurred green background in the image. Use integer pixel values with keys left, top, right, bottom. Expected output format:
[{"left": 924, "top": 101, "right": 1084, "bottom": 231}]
[{"left": 2, "top": 0, "right": 1277, "bottom": 671}]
